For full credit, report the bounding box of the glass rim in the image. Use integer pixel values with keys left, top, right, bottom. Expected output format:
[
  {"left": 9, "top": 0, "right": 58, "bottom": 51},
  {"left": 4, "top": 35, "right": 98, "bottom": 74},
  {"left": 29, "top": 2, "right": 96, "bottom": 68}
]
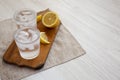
[
  {"left": 14, "top": 27, "right": 40, "bottom": 44},
  {"left": 13, "top": 8, "right": 36, "bottom": 23}
]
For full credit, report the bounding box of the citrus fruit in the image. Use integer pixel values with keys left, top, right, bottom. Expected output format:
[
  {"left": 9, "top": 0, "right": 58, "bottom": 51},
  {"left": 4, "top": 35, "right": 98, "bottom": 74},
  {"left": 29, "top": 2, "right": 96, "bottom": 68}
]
[
  {"left": 37, "top": 15, "right": 42, "bottom": 22},
  {"left": 40, "top": 32, "right": 50, "bottom": 44},
  {"left": 42, "top": 11, "right": 60, "bottom": 28}
]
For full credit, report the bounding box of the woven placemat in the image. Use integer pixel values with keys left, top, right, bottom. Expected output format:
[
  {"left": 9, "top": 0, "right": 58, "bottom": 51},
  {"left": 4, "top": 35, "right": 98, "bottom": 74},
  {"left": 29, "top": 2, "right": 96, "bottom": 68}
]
[{"left": 0, "top": 19, "right": 85, "bottom": 80}]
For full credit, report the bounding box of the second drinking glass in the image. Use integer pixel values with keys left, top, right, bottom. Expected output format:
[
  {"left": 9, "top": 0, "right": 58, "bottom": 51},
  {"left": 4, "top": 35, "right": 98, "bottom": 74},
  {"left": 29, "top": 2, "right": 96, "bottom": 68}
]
[{"left": 14, "top": 9, "right": 37, "bottom": 29}]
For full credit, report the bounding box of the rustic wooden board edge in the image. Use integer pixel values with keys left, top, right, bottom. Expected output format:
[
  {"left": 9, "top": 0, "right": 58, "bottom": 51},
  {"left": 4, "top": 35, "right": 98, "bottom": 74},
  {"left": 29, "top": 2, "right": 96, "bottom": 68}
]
[{"left": 3, "top": 58, "right": 45, "bottom": 69}]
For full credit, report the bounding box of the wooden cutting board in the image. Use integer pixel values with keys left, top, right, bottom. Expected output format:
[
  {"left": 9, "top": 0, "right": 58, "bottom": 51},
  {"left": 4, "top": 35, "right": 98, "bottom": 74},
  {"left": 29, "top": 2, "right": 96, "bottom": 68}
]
[{"left": 3, "top": 9, "right": 61, "bottom": 69}]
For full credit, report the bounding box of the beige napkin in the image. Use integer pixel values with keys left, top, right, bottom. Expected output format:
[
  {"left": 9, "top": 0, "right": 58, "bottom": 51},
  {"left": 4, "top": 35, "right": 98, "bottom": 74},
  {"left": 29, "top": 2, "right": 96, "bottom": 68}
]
[{"left": 0, "top": 19, "right": 85, "bottom": 80}]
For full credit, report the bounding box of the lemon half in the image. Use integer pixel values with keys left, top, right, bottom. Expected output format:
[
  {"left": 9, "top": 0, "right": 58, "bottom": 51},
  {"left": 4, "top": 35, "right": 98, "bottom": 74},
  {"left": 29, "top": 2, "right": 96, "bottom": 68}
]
[{"left": 42, "top": 11, "right": 60, "bottom": 28}]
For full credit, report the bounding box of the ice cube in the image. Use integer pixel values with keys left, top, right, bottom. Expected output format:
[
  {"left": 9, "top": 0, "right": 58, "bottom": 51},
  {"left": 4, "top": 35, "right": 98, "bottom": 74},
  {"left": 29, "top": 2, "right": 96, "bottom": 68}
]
[
  {"left": 28, "top": 29, "right": 38, "bottom": 41},
  {"left": 21, "top": 11, "right": 31, "bottom": 15},
  {"left": 32, "top": 33, "right": 38, "bottom": 41},
  {"left": 28, "top": 29, "right": 35, "bottom": 34},
  {"left": 17, "top": 35, "right": 27, "bottom": 42},
  {"left": 28, "top": 45, "right": 34, "bottom": 50},
  {"left": 21, "top": 16, "right": 28, "bottom": 22},
  {"left": 17, "top": 43, "right": 26, "bottom": 50},
  {"left": 17, "top": 31, "right": 29, "bottom": 42},
  {"left": 19, "top": 31, "right": 29, "bottom": 37}
]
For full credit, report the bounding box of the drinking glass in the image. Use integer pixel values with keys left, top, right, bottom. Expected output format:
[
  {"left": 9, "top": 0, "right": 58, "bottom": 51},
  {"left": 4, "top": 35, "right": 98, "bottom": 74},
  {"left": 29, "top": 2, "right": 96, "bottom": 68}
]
[
  {"left": 14, "top": 9, "right": 37, "bottom": 29},
  {"left": 14, "top": 27, "right": 40, "bottom": 59}
]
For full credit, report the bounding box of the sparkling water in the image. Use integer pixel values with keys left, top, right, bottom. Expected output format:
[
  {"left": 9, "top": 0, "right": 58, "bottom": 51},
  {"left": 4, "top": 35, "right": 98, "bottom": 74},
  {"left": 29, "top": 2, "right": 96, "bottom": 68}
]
[
  {"left": 14, "top": 9, "right": 36, "bottom": 28},
  {"left": 15, "top": 28, "right": 40, "bottom": 59}
]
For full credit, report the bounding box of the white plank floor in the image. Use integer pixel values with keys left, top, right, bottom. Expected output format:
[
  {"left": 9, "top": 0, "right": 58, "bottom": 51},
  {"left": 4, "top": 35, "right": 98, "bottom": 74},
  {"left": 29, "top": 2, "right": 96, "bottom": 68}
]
[{"left": 0, "top": 0, "right": 120, "bottom": 80}]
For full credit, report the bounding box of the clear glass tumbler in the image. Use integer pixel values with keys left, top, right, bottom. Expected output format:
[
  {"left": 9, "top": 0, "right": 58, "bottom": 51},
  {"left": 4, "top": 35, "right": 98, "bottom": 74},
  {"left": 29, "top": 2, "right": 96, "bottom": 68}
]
[
  {"left": 14, "top": 27, "right": 40, "bottom": 59},
  {"left": 14, "top": 9, "right": 37, "bottom": 29}
]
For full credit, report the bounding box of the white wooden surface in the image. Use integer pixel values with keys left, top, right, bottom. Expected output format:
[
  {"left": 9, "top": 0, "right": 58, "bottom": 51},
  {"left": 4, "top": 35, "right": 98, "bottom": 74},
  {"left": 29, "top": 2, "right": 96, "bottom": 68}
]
[{"left": 0, "top": 0, "right": 120, "bottom": 80}]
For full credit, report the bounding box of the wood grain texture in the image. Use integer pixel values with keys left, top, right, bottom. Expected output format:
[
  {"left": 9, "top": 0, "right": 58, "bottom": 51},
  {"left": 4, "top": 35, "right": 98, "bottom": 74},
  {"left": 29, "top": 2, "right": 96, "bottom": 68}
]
[{"left": 0, "top": 0, "right": 120, "bottom": 80}]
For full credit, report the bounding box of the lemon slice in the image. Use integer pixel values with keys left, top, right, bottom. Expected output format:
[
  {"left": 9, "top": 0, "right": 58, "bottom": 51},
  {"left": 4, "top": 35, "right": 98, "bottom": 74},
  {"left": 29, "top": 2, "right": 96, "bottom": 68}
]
[
  {"left": 37, "top": 15, "right": 42, "bottom": 22},
  {"left": 42, "top": 11, "right": 60, "bottom": 28},
  {"left": 40, "top": 32, "right": 50, "bottom": 44}
]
